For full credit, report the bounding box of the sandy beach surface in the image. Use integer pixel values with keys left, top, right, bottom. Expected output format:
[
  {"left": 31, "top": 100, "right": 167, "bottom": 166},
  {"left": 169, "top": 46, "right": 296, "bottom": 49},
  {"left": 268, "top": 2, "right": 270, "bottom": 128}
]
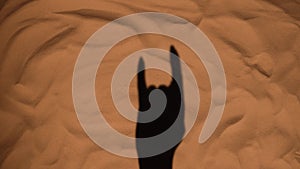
[{"left": 0, "top": 0, "right": 300, "bottom": 168}]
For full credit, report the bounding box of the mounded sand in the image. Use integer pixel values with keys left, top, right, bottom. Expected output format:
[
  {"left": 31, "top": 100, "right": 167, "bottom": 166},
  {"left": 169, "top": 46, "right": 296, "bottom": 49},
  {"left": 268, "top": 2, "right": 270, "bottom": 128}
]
[{"left": 0, "top": 0, "right": 300, "bottom": 168}]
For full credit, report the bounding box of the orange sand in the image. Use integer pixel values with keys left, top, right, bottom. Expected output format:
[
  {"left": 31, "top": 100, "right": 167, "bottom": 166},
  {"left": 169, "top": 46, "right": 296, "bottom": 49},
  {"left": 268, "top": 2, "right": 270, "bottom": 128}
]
[{"left": 0, "top": 0, "right": 299, "bottom": 169}]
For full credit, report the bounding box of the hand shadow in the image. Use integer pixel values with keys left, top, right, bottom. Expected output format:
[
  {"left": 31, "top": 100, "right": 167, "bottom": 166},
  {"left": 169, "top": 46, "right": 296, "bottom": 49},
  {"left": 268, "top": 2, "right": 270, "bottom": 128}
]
[{"left": 136, "top": 45, "right": 185, "bottom": 169}]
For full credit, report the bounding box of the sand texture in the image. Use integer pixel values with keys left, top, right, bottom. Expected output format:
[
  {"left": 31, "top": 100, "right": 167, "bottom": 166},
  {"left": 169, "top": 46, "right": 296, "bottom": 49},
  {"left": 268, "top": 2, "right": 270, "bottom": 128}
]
[{"left": 0, "top": 0, "right": 300, "bottom": 169}]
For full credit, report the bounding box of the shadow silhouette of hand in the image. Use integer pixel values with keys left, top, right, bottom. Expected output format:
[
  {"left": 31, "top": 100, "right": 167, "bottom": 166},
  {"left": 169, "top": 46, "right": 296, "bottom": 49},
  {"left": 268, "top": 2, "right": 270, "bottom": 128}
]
[{"left": 136, "top": 46, "right": 184, "bottom": 169}]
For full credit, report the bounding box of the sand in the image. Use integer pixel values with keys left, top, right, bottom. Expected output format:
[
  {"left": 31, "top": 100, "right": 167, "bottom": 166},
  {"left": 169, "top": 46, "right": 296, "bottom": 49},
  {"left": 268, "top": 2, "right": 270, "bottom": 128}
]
[{"left": 0, "top": 0, "right": 300, "bottom": 168}]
